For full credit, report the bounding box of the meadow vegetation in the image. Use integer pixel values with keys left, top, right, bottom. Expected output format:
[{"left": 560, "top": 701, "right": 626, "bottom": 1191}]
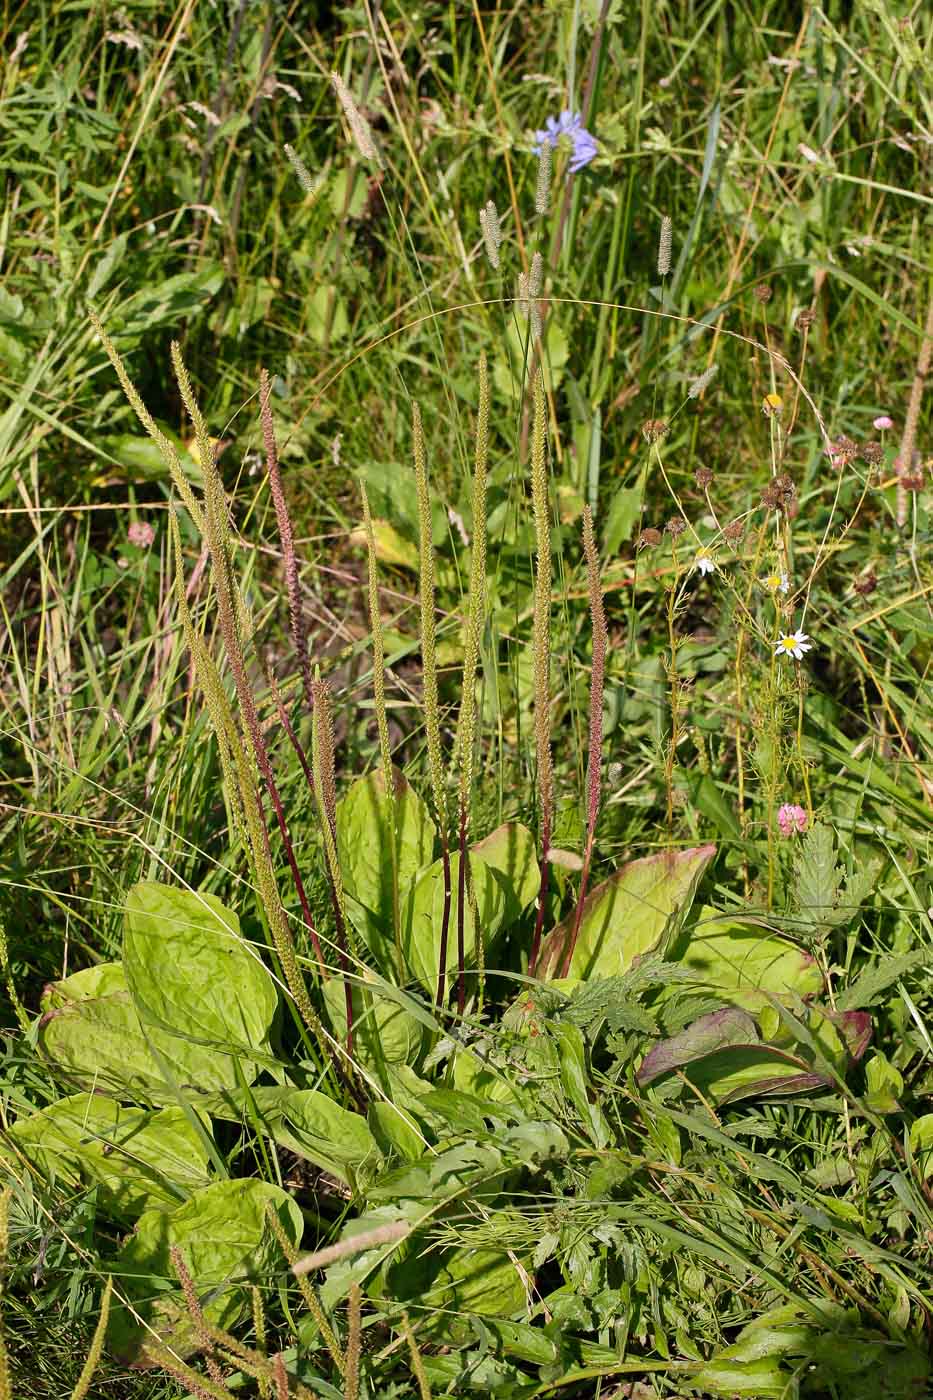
[{"left": 1, "top": 2, "right": 932, "bottom": 1397}]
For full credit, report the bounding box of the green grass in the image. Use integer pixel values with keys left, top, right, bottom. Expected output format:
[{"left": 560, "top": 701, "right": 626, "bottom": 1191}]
[{"left": 1, "top": 1, "right": 933, "bottom": 1397}]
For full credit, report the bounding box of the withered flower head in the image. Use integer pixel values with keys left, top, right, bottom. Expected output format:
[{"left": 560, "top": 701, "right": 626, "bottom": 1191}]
[
  {"left": 695, "top": 466, "right": 714, "bottom": 489},
  {"left": 642, "top": 418, "right": 669, "bottom": 443},
  {"left": 754, "top": 284, "right": 773, "bottom": 303},
  {"left": 637, "top": 527, "right": 662, "bottom": 550},
  {"left": 828, "top": 434, "right": 858, "bottom": 469},
  {"left": 796, "top": 307, "right": 816, "bottom": 330},
  {"left": 665, "top": 516, "right": 686, "bottom": 537},
  {"left": 761, "top": 472, "right": 797, "bottom": 511}
]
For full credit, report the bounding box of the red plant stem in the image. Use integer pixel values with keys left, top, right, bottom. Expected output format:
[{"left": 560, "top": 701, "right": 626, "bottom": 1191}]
[
  {"left": 560, "top": 506, "right": 606, "bottom": 978},
  {"left": 260, "top": 369, "right": 315, "bottom": 720},
  {"left": 265, "top": 676, "right": 325, "bottom": 973}
]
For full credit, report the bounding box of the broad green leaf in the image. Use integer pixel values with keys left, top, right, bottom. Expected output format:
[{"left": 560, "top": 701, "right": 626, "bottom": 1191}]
[
  {"left": 206, "top": 1086, "right": 379, "bottom": 1186},
  {"left": 368, "top": 1100, "right": 426, "bottom": 1162},
  {"left": 659, "top": 1044, "right": 826, "bottom": 1106},
  {"left": 37, "top": 983, "right": 230, "bottom": 1098},
  {"left": 336, "top": 768, "right": 435, "bottom": 969},
  {"left": 40, "top": 961, "right": 128, "bottom": 1009},
  {"left": 666, "top": 908, "right": 822, "bottom": 1011},
  {"left": 423, "top": 1245, "right": 528, "bottom": 1336},
  {"left": 471, "top": 822, "right": 540, "bottom": 925},
  {"left": 323, "top": 970, "right": 426, "bottom": 1070},
  {"left": 687, "top": 1356, "right": 792, "bottom": 1398},
  {"left": 402, "top": 850, "right": 507, "bottom": 994},
  {"left": 536, "top": 845, "right": 716, "bottom": 981},
  {"left": 5, "top": 1093, "right": 210, "bottom": 1221},
  {"left": 124, "top": 882, "right": 277, "bottom": 1084},
  {"left": 639, "top": 1007, "right": 761, "bottom": 1085},
  {"left": 108, "top": 1178, "right": 302, "bottom": 1366}
]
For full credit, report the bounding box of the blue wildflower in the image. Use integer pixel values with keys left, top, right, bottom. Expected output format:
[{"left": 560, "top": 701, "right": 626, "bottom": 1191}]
[{"left": 532, "top": 109, "right": 597, "bottom": 173}]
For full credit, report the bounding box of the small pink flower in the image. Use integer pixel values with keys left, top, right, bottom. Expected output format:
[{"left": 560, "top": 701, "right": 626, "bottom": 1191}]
[
  {"left": 777, "top": 803, "right": 808, "bottom": 837},
  {"left": 873, "top": 415, "right": 893, "bottom": 431},
  {"left": 128, "top": 520, "right": 155, "bottom": 548}
]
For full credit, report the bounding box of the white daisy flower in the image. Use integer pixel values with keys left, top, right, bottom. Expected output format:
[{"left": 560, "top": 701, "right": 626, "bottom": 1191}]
[
  {"left": 762, "top": 570, "right": 790, "bottom": 594},
  {"left": 774, "top": 630, "right": 812, "bottom": 661},
  {"left": 694, "top": 548, "right": 716, "bottom": 576}
]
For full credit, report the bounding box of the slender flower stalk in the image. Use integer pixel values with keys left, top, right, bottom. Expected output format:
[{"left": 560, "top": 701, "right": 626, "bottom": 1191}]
[
  {"left": 413, "top": 404, "right": 452, "bottom": 1004},
  {"left": 89, "top": 310, "right": 206, "bottom": 535},
  {"left": 560, "top": 506, "right": 606, "bottom": 978},
  {"left": 67, "top": 1277, "right": 112, "bottom": 1400},
  {"left": 402, "top": 1312, "right": 433, "bottom": 1400},
  {"left": 528, "top": 370, "right": 554, "bottom": 975},
  {"left": 272, "top": 1354, "right": 288, "bottom": 1400},
  {"left": 311, "top": 673, "right": 355, "bottom": 1050},
  {"left": 260, "top": 368, "right": 313, "bottom": 716},
  {"left": 172, "top": 1246, "right": 225, "bottom": 1385},
  {"left": 265, "top": 1205, "right": 345, "bottom": 1375},
  {"left": 251, "top": 1288, "right": 269, "bottom": 1400},
  {"left": 0, "top": 1191, "right": 12, "bottom": 1398},
  {"left": 344, "top": 1284, "right": 362, "bottom": 1400},
  {"left": 455, "top": 355, "right": 490, "bottom": 1012},
  {"left": 169, "top": 512, "right": 330, "bottom": 1059},
  {"left": 361, "top": 481, "right": 402, "bottom": 974},
  {"left": 688, "top": 363, "right": 718, "bottom": 398},
  {"left": 173, "top": 347, "right": 325, "bottom": 975},
  {"left": 895, "top": 294, "right": 933, "bottom": 527}
]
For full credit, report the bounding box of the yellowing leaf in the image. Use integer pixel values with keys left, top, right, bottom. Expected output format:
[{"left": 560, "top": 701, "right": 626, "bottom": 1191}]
[
  {"left": 536, "top": 845, "right": 715, "bottom": 981},
  {"left": 349, "top": 518, "right": 419, "bottom": 570}
]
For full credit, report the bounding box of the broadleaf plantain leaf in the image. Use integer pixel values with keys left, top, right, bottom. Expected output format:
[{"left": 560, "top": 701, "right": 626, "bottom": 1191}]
[{"left": 536, "top": 844, "right": 716, "bottom": 981}]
